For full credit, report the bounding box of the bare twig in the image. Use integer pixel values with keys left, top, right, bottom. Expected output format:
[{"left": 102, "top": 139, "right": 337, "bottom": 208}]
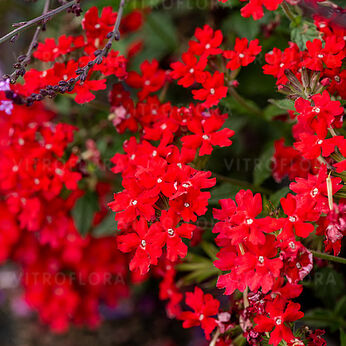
[
  {"left": 0, "top": 1, "right": 76, "bottom": 45},
  {"left": 7, "top": 0, "right": 51, "bottom": 83},
  {"left": 6, "top": 0, "right": 127, "bottom": 106}
]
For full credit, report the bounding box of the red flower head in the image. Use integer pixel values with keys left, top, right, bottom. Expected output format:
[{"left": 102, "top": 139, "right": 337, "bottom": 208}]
[
  {"left": 224, "top": 38, "right": 262, "bottom": 71},
  {"left": 179, "top": 286, "right": 220, "bottom": 339},
  {"left": 192, "top": 71, "right": 228, "bottom": 108},
  {"left": 254, "top": 297, "right": 304, "bottom": 346}
]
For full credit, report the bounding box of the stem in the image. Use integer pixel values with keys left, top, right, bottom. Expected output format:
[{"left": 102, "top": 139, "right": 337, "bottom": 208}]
[
  {"left": 9, "top": 0, "right": 51, "bottom": 82},
  {"left": 229, "top": 86, "right": 263, "bottom": 117},
  {"left": 212, "top": 172, "right": 272, "bottom": 195},
  {"left": 0, "top": 1, "right": 76, "bottom": 45},
  {"left": 209, "top": 328, "right": 221, "bottom": 346},
  {"left": 310, "top": 250, "right": 346, "bottom": 265},
  {"left": 281, "top": 2, "right": 297, "bottom": 23}
]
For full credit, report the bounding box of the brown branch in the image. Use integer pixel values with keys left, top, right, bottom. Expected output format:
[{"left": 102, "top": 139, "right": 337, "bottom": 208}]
[
  {"left": 0, "top": 1, "right": 77, "bottom": 45},
  {"left": 5, "top": 0, "right": 127, "bottom": 106},
  {"left": 6, "top": 0, "right": 51, "bottom": 83}
]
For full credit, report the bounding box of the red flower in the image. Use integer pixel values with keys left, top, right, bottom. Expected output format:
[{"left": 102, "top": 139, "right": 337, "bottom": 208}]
[
  {"left": 189, "top": 25, "right": 223, "bottom": 56},
  {"left": 34, "top": 35, "right": 74, "bottom": 62},
  {"left": 179, "top": 287, "right": 220, "bottom": 339},
  {"left": 126, "top": 59, "right": 166, "bottom": 100},
  {"left": 181, "top": 114, "right": 234, "bottom": 156},
  {"left": 254, "top": 297, "right": 304, "bottom": 346},
  {"left": 240, "top": 0, "right": 283, "bottom": 20},
  {"left": 117, "top": 218, "right": 165, "bottom": 275},
  {"left": 192, "top": 71, "right": 228, "bottom": 108},
  {"left": 303, "top": 37, "right": 345, "bottom": 71},
  {"left": 279, "top": 194, "right": 317, "bottom": 239},
  {"left": 150, "top": 209, "right": 195, "bottom": 262},
  {"left": 224, "top": 38, "right": 262, "bottom": 71},
  {"left": 170, "top": 51, "right": 207, "bottom": 87},
  {"left": 236, "top": 235, "right": 283, "bottom": 293}
]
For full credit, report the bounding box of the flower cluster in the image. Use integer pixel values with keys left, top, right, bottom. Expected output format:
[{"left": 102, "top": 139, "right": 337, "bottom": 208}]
[
  {"left": 170, "top": 25, "right": 262, "bottom": 108},
  {"left": 0, "top": 1, "right": 345, "bottom": 345},
  {"left": 0, "top": 91, "right": 130, "bottom": 332},
  {"left": 12, "top": 6, "right": 143, "bottom": 104}
]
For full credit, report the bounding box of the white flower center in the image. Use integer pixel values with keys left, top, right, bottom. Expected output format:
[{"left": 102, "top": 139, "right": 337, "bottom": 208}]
[
  {"left": 258, "top": 256, "right": 264, "bottom": 264},
  {"left": 210, "top": 88, "right": 215, "bottom": 95},
  {"left": 317, "top": 139, "right": 323, "bottom": 145},
  {"left": 289, "top": 241, "right": 296, "bottom": 249},
  {"left": 280, "top": 63, "right": 284, "bottom": 67},
  {"left": 55, "top": 168, "right": 63, "bottom": 176},
  {"left": 167, "top": 228, "right": 174, "bottom": 236},
  {"left": 199, "top": 314, "right": 204, "bottom": 321},
  {"left": 317, "top": 54, "right": 324, "bottom": 59},
  {"left": 205, "top": 44, "right": 211, "bottom": 49},
  {"left": 202, "top": 134, "right": 210, "bottom": 140},
  {"left": 289, "top": 216, "right": 297, "bottom": 222},
  {"left": 34, "top": 178, "right": 40, "bottom": 185},
  {"left": 144, "top": 80, "right": 151, "bottom": 86},
  {"left": 18, "top": 138, "right": 24, "bottom": 146},
  {"left": 296, "top": 262, "right": 302, "bottom": 269},
  {"left": 239, "top": 53, "right": 245, "bottom": 58},
  {"left": 140, "top": 239, "right": 146, "bottom": 248},
  {"left": 152, "top": 150, "right": 157, "bottom": 157},
  {"left": 189, "top": 68, "right": 194, "bottom": 74},
  {"left": 12, "top": 165, "right": 19, "bottom": 172},
  {"left": 275, "top": 318, "right": 282, "bottom": 325},
  {"left": 311, "top": 188, "right": 319, "bottom": 197},
  {"left": 157, "top": 178, "right": 162, "bottom": 183},
  {"left": 131, "top": 200, "right": 138, "bottom": 206},
  {"left": 246, "top": 218, "right": 253, "bottom": 225},
  {"left": 312, "top": 106, "right": 320, "bottom": 113},
  {"left": 95, "top": 24, "right": 101, "bottom": 29},
  {"left": 184, "top": 202, "right": 190, "bottom": 208}
]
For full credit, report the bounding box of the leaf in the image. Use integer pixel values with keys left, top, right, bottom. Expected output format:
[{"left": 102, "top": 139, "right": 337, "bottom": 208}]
[
  {"left": 92, "top": 213, "right": 117, "bottom": 238},
  {"left": 209, "top": 183, "right": 241, "bottom": 204},
  {"left": 268, "top": 98, "right": 295, "bottom": 112},
  {"left": 223, "top": 12, "right": 260, "bottom": 40},
  {"left": 263, "top": 104, "right": 288, "bottom": 120},
  {"left": 341, "top": 329, "right": 346, "bottom": 346},
  {"left": 312, "top": 267, "right": 345, "bottom": 308},
  {"left": 201, "top": 241, "right": 219, "bottom": 261},
  {"left": 269, "top": 187, "right": 289, "bottom": 207},
  {"left": 253, "top": 144, "right": 274, "bottom": 186},
  {"left": 72, "top": 191, "right": 99, "bottom": 237},
  {"left": 290, "top": 21, "right": 320, "bottom": 51}
]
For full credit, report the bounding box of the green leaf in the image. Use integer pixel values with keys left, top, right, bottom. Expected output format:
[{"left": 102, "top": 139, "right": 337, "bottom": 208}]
[
  {"left": 269, "top": 187, "right": 289, "bottom": 207},
  {"left": 72, "top": 191, "right": 99, "bottom": 237},
  {"left": 340, "top": 329, "right": 346, "bottom": 346},
  {"left": 263, "top": 104, "right": 287, "bottom": 120},
  {"left": 253, "top": 144, "right": 274, "bottom": 186},
  {"left": 268, "top": 98, "right": 295, "bottom": 112},
  {"left": 290, "top": 21, "right": 320, "bottom": 51},
  {"left": 312, "top": 267, "right": 345, "bottom": 308},
  {"left": 92, "top": 213, "right": 117, "bottom": 238},
  {"left": 209, "top": 183, "right": 241, "bottom": 204},
  {"left": 223, "top": 12, "right": 260, "bottom": 40}
]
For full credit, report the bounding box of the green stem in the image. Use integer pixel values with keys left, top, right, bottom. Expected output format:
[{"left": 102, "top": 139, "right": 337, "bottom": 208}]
[
  {"left": 229, "top": 87, "right": 263, "bottom": 117},
  {"left": 281, "top": 2, "right": 297, "bottom": 23},
  {"left": 0, "top": 1, "right": 76, "bottom": 45},
  {"left": 213, "top": 172, "right": 272, "bottom": 195},
  {"left": 310, "top": 250, "right": 346, "bottom": 265}
]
